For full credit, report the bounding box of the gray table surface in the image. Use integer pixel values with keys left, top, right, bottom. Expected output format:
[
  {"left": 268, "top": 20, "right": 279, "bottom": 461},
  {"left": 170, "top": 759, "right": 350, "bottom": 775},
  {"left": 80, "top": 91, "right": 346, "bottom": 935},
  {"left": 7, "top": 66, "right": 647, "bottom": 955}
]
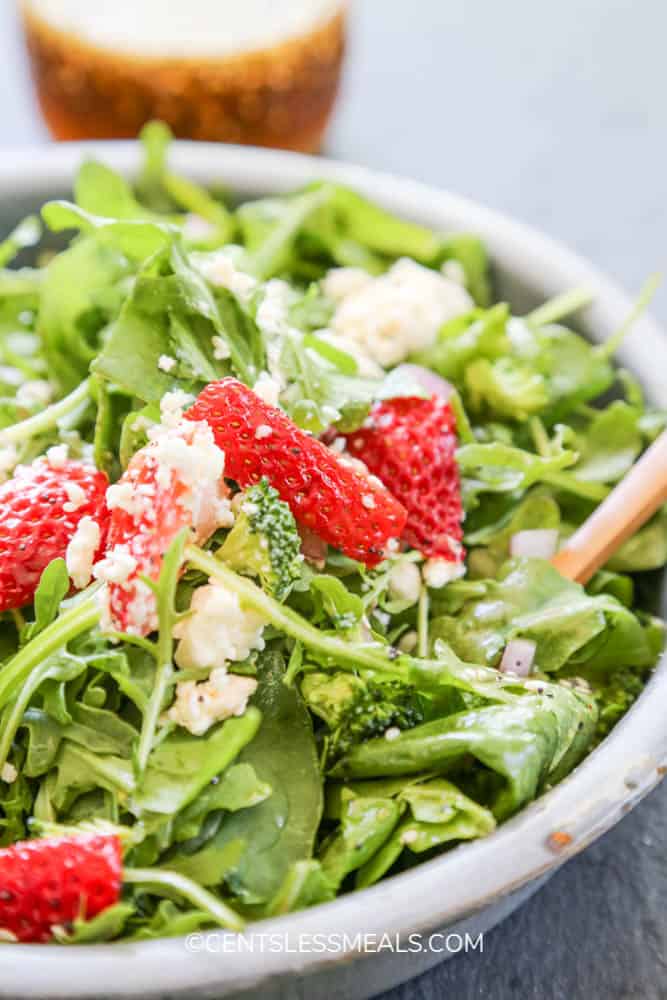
[{"left": 1, "top": 2, "right": 667, "bottom": 997}]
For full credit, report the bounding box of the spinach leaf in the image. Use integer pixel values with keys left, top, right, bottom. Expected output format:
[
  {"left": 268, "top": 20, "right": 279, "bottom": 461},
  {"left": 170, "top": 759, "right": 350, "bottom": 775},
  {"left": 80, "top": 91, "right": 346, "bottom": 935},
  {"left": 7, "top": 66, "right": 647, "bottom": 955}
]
[{"left": 208, "top": 650, "right": 322, "bottom": 904}]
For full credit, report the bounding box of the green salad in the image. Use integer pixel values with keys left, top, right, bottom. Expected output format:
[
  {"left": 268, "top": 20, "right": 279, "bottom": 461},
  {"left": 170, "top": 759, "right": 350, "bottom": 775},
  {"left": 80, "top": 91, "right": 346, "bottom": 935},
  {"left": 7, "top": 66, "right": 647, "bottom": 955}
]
[{"left": 0, "top": 123, "right": 664, "bottom": 943}]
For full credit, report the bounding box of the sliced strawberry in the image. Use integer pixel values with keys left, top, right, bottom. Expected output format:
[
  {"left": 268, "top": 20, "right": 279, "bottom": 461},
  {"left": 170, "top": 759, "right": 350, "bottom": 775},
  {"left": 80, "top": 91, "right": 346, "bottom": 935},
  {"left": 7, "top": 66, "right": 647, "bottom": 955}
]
[
  {"left": 343, "top": 396, "right": 464, "bottom": 561},
  {"left": 0, "top": 457, "right": 109, "bottom": 612},
  {"left": 186, "top": 378, "right": 407, "bottom": 566},
  {"left": 101, "top": 418, "right": 231, "bottom": 635},
  {"left": 0, "top": 834, "right": 122, "bottom": 942}
]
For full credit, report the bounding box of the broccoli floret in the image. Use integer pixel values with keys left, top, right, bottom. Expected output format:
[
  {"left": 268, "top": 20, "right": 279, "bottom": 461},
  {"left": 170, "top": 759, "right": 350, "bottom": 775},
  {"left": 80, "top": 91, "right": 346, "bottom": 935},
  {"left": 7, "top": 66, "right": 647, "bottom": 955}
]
[
  {"left": 301, "top": 671, "right": 424, "bottom": 765},
  {"left": 590, "top": 667, "right": 647, "bottom": 744},
  {"left": 220, "top": 478, "right": 303, "bottom": 601}
]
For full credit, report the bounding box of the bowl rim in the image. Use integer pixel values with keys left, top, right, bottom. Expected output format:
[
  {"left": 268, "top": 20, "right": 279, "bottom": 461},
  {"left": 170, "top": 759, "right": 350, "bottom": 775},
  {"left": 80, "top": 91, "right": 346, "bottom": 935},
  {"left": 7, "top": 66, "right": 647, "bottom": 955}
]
[{"left": 1, "top": 140, "right": 666, "bottom": 999}]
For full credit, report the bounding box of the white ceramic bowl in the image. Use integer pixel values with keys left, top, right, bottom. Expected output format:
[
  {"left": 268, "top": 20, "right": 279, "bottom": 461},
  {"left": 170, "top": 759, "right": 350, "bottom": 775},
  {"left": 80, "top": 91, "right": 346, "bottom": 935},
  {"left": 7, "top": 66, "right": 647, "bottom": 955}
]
[{"left": 1, "top": 143, "right": 666, "bottom": 1000}]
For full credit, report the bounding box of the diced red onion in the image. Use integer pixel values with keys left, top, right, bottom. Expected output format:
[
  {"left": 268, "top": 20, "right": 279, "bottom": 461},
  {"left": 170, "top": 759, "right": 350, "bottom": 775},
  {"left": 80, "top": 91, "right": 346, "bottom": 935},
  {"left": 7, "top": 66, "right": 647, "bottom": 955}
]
[
  {"left": 392, "top": 364, "right": 453, "bottom": 400},
  {"left": 499, "top": 639, "right": 537, "bottom": 677},
  {"left": 298, "top": 524, "right": 328, "bottom": 566},
  {"left": 509, "top": 529, "right": 558, "bottom": 559}
]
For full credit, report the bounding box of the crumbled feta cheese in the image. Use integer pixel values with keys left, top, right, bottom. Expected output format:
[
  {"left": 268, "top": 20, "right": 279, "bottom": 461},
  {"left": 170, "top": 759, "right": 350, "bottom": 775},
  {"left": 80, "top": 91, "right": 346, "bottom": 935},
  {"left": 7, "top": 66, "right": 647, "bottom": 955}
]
[
  {"left": 65, "top": 516, "right": 100, "bottom": 589},
  {"left": 145, "top": 417, "right": 233, "bottom": 535},
  {"left": 158, "top": 354, "right": 177, "bottom": 373},
  {"left": 0, "top": 445, "right": 17, "bottom": 482},
  {"left": 388, "top": 561, "right": 422, "bottom": 605},
  {"left": 159, "top": 389, "right": 194, "bottom": 428},
  {"left": 256, "top": 279, "right": 291, "bottom": 337},
  {"left": 94, "top": 544, "right": 138, "bottom": 586},
  {"left": 106, "top": 480, "right": 144, "bottom": 516},
  {"left": 198, "top": 252, "right": 258, "bottom": 303},
  {"left": 173, "top": 582, "right": 267, "bottom": 670},
  {"left": 422, "top": 557, "right": 466, "bottom": 589},
  {"left": 322, "top": 267, "right": 374, "bottom": 303},
  {"left": 46, "top": 444, "right": 68, "bottom": 469},
  {"left": 252, "top": 372, "right": 281, "bottom": 407},
  {"left": 16, "top": 379, "right": 53, "bottom": 409},
  {"left": 63, "top": 480, "right": 87, "bottom": 513},
  {"left": 167, "top": 669, "right": 258, "bottom": 736},
  {"left": 331, "top": 257, "right": 473, "bottom": 368},
  {"left": 385, "top": 726, "right": 401, "bottom": 742},
  {"left": 182, "top": 213, "right": 218, "bottom": 243},
  {"left": 1, "top": 762, "right": 17, "bottom": 783},
  {"left": 440, "top": 259, "right": 467, "bottom": 285},
  {"left": 255, "top": 280, "right": 295, "bottom": 387},
  {"left": 212, "top": 336, "right": 231, "bottom": 361}
]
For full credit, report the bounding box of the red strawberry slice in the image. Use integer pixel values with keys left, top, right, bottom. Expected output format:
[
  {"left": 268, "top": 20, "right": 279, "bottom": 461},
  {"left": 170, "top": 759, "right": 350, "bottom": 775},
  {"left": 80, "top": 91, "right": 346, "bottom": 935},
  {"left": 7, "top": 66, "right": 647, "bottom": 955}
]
[
  {"left": 186, "top": 378, "right": 407, "bottom": 566},
  {"left": 0, "top": 834, "right": 122, "bottom": 942},
  {"left": 102, "top": 418, "right": 230, "bottom": 635},
  {"left": 343, "top": 396, "right": 464, "bottom": 561},
  {"left": 0, "top": 457, "right": 109, "bottom": 612}
]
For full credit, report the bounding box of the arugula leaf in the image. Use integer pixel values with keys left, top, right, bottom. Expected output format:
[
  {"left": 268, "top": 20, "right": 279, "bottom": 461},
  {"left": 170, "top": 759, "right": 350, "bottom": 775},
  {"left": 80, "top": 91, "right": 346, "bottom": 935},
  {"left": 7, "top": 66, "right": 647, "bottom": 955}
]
[
  {"left": 571, "top": 401, "right": 642, "bottom": 484},
  {"left": 330, "top": 683, "right": 596, "bottom": 820},
  {"left": 22, "top": 558, "right": 70, "bottom": 643},
  {"left": 430, "top": 557, "right": 658, "bottom": 673}
]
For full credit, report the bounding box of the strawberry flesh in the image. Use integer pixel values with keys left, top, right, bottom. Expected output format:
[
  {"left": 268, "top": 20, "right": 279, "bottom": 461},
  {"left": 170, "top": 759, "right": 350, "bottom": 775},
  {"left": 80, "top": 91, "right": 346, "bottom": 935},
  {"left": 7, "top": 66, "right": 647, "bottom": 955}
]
[
  {"left": 344, "top": 395, "right": 464, "bottom": 561},
  {"left": 0, "top": 834, "right": 122, "bottom": 942},
  {"left": 102, "top": 418, "right": 230, "bottom": 635},
  {"left": 186, "top": 378, "right": 407, "bottom": 566}
]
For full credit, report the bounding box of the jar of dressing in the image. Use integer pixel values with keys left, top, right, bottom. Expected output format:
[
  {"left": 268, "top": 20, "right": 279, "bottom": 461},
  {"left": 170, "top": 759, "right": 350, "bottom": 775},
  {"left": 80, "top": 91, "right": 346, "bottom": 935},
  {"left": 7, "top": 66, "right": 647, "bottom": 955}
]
[{"left": 20, "top": 0, "right": 348, "bottom": 151}]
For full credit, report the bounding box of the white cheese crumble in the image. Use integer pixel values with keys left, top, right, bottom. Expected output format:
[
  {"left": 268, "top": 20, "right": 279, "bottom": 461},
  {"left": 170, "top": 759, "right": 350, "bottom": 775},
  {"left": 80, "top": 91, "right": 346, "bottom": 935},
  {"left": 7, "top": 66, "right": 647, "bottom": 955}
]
[
  {"left": 422, "top": 557, "right": 466, "bottom": 589},
  {"left": 322, "top": 266, "right": 374, "bottom": 303},
  {"left": 388, "top": 560, "right": 422, "bottom": 605},
  {"left": 252, "top": 372, "right": 281, "bottom": 407},
  {"left": 1, "top": 762, "right": 17, "bottom": 783},
  {"left": 440, "top": 259, "right": 467, "bottom": 285},
  {"left": 173, "top": 582, "right": 267, "bottom": 670},
  {"left": 148, "top": 420, "right": 232, "bottom": 536},
  {"left": 330, "top": 257, "right": 473, "bottom": 368},
  {"left": 198, "top": 251, "right": 258, "bottom": 303},
  {"left": 212, "top": 336, "right": 231, "bottom": 361},
  {"left": 16, "top": 379, "right": 53, "bottom": 409},
  {"left": 65, "top": 516, "right": 100, "bottom": 589},
  {"left": 158, "top": 354, "right": 177, "bottom": 373},
  {"left": 46, "top": 444, "right": 68, "bottom": 470},
  {"left": 94, "top": 544, "right": 138, "bottom": 586},
  {"left": 159, "top": 389, "right": 195, "bottom": 428},
  {"left": 182, "top": 213, "right": 218, "bottom": 243},
  {"left": 167, "top": 669, "right": 258, "bottom": 736},
  {"left": 106, "top": 480, "right": 142, "bottom": 516},
  {"left": 63, "top": 480, "right": 87, "bottom": 513},
  {"left": 255, "top": 279, "right": 295, "bottom": 387}
]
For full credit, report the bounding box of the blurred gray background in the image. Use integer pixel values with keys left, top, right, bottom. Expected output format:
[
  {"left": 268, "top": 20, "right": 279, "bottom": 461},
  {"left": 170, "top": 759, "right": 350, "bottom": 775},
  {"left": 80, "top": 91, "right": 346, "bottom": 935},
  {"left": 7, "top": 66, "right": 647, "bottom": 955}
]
[{"left": 1, "top": 1, "right": 666, "bottom": 998}]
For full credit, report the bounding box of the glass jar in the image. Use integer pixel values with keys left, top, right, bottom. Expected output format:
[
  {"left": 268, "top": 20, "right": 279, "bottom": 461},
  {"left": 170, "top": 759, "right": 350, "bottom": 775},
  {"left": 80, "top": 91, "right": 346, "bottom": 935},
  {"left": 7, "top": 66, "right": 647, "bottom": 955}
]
[{"left": 20, "top": 0, "right": 348, "bottom": 151}]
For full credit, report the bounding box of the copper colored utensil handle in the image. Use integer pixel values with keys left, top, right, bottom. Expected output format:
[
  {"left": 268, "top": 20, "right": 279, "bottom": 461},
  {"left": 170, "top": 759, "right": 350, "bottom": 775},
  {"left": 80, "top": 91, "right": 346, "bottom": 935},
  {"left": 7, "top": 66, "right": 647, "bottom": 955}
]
[{"left": 552, "top": 429, "right": 667, "bottom": 584}]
